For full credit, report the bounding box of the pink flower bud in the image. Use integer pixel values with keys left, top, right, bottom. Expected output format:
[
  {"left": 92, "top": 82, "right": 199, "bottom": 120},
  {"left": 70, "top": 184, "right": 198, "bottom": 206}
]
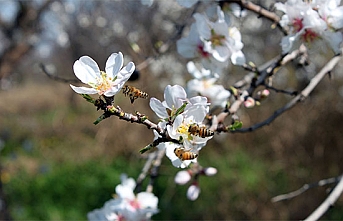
[
  {"left": 257, "top": 89, "right": 270, "bottom": 100},
  {"left": 203, "top": 167, "right": 217, "bottom": 176},
  {"left": 175, "top": 170, "right": 191, "bottom": 185},
  {"left": 244, "top": 97, "right": 255, "bottom": 108},
  {"left": 187, "top": 184, "right": 200, "bottom": 201}
]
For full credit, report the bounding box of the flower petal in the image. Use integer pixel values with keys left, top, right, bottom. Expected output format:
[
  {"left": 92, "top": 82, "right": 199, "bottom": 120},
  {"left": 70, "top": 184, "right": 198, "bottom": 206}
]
[
  {"left": 115, "top": 185, "right": 135, "bottom": 200},
  {"left": 187, "top": 184, "right": 200, "bottom": 201},
  {"left": 164, "top": 85, "right": 187, "bottom": 109},
  {"left": 117, "top": 62, "right": 135, "bottom": 81},
  {"left": 70, "top": 84, "right": 98, "bottom": 94},
  {"left": 150, "top": 98, "right": 168, "bottom": 119},
  {"left": 136, "top": 192, "right": 159, "bottom": 209},
  {"left": 105, "top": 52, "right": 124, "bottom": 78},
  {"left": 175, "top": 170, "right": 191, "bottom": 185},
  {"left": 73, "top": 56, "right": 100, "bottom": 84}
]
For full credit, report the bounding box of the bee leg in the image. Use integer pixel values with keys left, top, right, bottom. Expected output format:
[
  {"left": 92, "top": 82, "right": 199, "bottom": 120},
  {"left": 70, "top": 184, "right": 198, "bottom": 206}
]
[{"left": 130, "top": 96, "right": 135, "bottom": 104}]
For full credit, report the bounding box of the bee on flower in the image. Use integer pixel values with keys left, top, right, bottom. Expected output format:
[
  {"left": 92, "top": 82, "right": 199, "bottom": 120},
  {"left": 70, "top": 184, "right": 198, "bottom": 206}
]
[{"left": 150, "top": 85, "right": 213, "bottom": 168}]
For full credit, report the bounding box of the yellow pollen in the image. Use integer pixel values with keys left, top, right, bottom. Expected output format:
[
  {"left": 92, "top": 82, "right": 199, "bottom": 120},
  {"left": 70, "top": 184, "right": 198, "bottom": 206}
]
[
  {"left": 210, "top": 30, "right": 225, "bottom": 46},
  {"left": 177, "top": 124, "right": 189, "bottom": 135},
  {"left": 95, "top": 71, "right": 113, "bottom": 94}
]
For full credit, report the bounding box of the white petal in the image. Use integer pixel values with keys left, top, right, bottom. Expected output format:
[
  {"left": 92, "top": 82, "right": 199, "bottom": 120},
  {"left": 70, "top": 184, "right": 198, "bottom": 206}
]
[
  {"left": 105, "top": 52, "right": 124, "bottom": 78},
  {"left": 187, "top": 184, "right": 200, "bottom": 201},
  {"left": 231, "top": 50, "right": 246, "bottom": 65},
  {"left": 117, "top": 62, "right": 135, "bottom": 80},
  {"left": 73, "top": 56, "right": 100, "bottom": 84},
  {"left": 115, "top": 185, "right": 135, "bottom": 200},
  {"left": 176, "top": 0, "right": 198, "bottom": 8},
  {"left": 174, "top": 171, "right": 191, "bottom": 185},
  {"left": 141, "top": 0, "right": 153, "bottom": 7},
  {"left": 136, "top": 192, "right": 158, "bottom": 209},
  {"left": 165, "top": 85, "right": 187, "bottom": 109},
  {"left": 323, "top": 31, "right": 343, "bottom": 54},
  {"left": 176, "top": 38, "right": 198, "bottom": 58},
  {"left": 103, "top": 86, "right": 120, "bottom": 97},
  {"left": 150, "top": 98, "right": 168, "bottom": 119},
  {"left": 70, "top": 84, "right": 98, "bottom": 94},
  {"left": 194, "top": 13, "right": 211, "bottom": 40},
  {"left": 203, "top": 167, "right": 217, "bottom": 176},
  {"left": 212, "top": 45, "right": 230, "bottom": 62}
]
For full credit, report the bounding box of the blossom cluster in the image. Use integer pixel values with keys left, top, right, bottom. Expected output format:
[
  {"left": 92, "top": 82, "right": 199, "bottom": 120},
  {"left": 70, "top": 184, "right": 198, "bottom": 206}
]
[
  {"left": 177, "top": 5, "right": 246, "bottom": 74},
  {"left": 150, "top": 85, "right": 213, "bottom": 168},
  {"left": 276, "top": 0, "right": 343, "bottom": 54},
  {"left": 87, "top": 175, "right": 159, "bottom": 221}
]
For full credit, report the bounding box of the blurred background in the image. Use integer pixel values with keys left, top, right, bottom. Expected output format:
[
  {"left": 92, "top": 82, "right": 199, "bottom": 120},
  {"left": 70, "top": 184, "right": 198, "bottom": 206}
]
[{"left": 0, "top": 0, "right": 343, "bottom": 220}]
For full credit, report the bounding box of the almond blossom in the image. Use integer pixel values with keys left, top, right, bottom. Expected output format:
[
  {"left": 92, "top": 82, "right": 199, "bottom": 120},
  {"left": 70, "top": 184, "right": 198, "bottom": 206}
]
[
  {"left": 194, "top": 6, "right": 246, "bottom": 65},
  {"left": 70, "top": 52, "right": 135, "bottom": 97},
  {"left": 87, "top": 174, "right": 159, "bottom": 221},
  {"left": 186, "top": 62, "right": 231, "bottom": 108},
  {"left": 176, "top": 23, "right": 229, "bottom": 74},
  {"left": 150, "top": 85, "right": 212, "bottom": 168},
  {"left": 149, "top": 84, "right": 209, "bottom": 122},
  {"left": 275, "top": 0, "right": 343, "bottom": 54}
]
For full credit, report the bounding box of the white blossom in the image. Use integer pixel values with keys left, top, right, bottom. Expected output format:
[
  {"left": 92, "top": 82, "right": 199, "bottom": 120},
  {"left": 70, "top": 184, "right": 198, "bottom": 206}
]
[
  {"left": 150, "top": 85, "right": 212, "bottom": 168},
  {"left": 194, "top": 6, "right": 246, "bottom": 65},
  {"left": 70, "top": 52, "right": 135, "bottom": 97},
  {"left": 186, "top": 62, "right": 231, "bottom": 108},
  {"left": 87, "top": 175, "right": 159, "bottom": 221},
  {"left": 275, "top": 0, "right": 343, "bottom": 54}
]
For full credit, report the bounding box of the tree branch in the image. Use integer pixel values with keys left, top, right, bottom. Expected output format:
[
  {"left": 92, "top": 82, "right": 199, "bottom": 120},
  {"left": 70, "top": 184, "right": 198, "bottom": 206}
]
[
  {"left": 232, "top": 52, "right": 342, "bottom": 133},
  {"left": 272, "top": 175, "right": 342, "bottom": 203},
  {"left": 304, "top": 174, "right": 343, "bottom": 221},
  {"left": 238, "top": 0, "right": 287, "bottom": 35}
]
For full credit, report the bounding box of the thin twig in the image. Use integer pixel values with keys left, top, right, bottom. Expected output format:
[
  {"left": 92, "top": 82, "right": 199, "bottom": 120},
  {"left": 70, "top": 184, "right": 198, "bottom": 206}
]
[
  {"left": 39, "top": 63, "right": 78, "bottom": 83},
  {"left": 146, "top": 148, "right": 166, "bottom": 193},
  {"left": 240, "top": 0, "right": 288, "bottom": 35},
  {"left": 304, "top": 174, "right": 343, "bottom": 221},
  {"left": 135, "top": 151, "right": 158, "bottom": 193},
  {"left": 272, "top": 175, "right": 343, "bottom": 202},
  {"left": 232, "top": 52, "right": 342, "bottom": 133}
]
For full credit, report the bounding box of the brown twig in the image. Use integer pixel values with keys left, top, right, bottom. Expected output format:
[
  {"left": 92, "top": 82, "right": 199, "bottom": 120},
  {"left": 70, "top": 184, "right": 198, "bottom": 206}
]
[
  {"left": 272, "top": 175, "right": 343, "bottom": 203},
  {"left": 239, "top": 0, "right": 288, "bottom": 35},
  {"left": 232, "top": 52, "right": 342, "bottom": 133},
  {"left": 39, "top": 63, "right": 78, "bottom": 83}
]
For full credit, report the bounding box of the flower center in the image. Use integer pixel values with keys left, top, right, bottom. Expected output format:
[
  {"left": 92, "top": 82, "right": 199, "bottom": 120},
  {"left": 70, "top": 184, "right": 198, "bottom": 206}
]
[
  {"left": 210, "top": 29, "right": 225, "bottom": 46},
  {"left": 177, "top": 122, "right": 195, "bottom": 141},
  {"left": 197, "top": 43, "right": 210, "bottom": 58},
  {"left": 302, "top": 29, "right": 319, "bottom": 43},
  {"left": 293, "top": 18, "right": 304, "bottom": 32},
  {"left": 177, "top": 123, "right": 189, "bottom": 135},
  {"left": 129, "top": 199, "right": 141, "bottom": 209},
  {"left": 95, "top": 71, "right": 114, "bottom": 95}
]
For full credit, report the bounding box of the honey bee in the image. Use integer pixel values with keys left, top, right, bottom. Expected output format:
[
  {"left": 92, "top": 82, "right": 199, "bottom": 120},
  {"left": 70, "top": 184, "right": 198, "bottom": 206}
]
[
  {"left": 188, "top": 124, "right": 214, "bottom": 138},
  {"left": 122, "top": 85, "right": 149, "bottom": 104},
  {"left": 174, "top": 147, "right": 198, "bottom": 161}
]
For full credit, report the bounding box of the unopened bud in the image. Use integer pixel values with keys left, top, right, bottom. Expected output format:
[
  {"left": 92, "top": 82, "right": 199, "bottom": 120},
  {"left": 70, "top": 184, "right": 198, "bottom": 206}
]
[
  {"left": 256, "top": 89, "right": 270, "bottom": 100},
  {"left": 203, "top": 167, "right": 217, "bottom": 176},
  {"left": 187, "top": 183, "right": 200, "bottom": 201},
  {"left": 244, "top": 97, "right": 255, "bottom": 108},
  {"left": 175, "top": 170, "right": 192, "bottom": 185}
]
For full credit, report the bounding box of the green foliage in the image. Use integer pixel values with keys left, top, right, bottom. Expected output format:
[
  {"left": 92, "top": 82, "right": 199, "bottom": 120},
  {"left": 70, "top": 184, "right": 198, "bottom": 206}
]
[{"left": 4, "top": 159, "right": 139, "bottom": 220}]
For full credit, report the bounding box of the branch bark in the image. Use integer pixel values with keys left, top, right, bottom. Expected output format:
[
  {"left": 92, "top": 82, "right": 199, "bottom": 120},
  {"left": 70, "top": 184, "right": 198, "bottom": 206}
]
[
  {"left": 232, "top": 52, "right": 342, "bottom": 133},
  {"left": 304, "top": 174, "right": 343, "bottom": 221}
]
